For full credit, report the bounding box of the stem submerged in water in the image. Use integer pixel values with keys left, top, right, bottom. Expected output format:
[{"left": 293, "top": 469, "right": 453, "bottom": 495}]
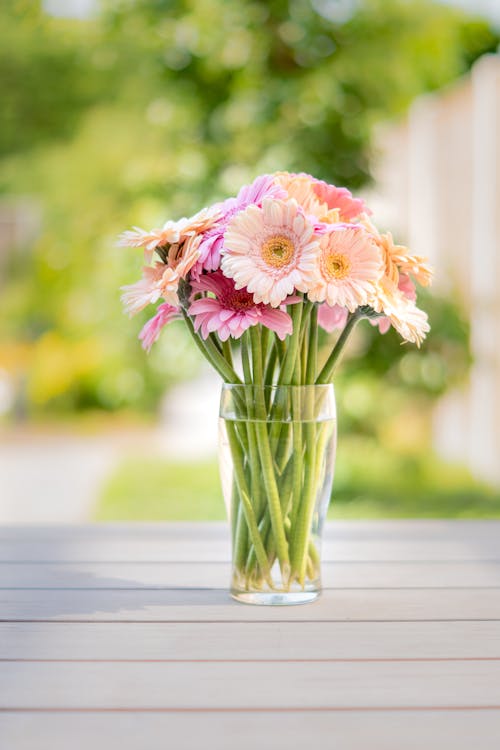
[{"left": 182, "top": 300, "right": 349, "bottom": 595}]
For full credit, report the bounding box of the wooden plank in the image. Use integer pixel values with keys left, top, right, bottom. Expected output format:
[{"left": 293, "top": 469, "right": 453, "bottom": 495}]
[
  {"left": 2, "top": 559, "right": 500, "bottom": 589},
  {"left": 0, "top": 519, "right": 498, "bottom": 540},
  {"left": 1, "top": 660, "right": 500, "bottom": 709},
  {"left": 1, "top": 710, "right": 500, "bottom": 750},
  {"left": 2, "top": 621, "right": 500, "bottom": 660},
  {"left": 2, "top": 536, "right": 499, "bottom": 563},
  {"left": 2, "top": 588, "right": 500, "bottom": 622},
  {"left": 1, "top": 521, "right": 499, "bottom": 562}
]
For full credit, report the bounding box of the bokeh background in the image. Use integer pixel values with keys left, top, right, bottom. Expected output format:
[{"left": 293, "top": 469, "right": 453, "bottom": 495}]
[{"left": 1, "top": 0, "right": 499, "bottom": 523}]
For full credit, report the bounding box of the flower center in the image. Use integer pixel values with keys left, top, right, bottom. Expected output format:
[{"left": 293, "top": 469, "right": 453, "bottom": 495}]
[
  {"left": 227, "top": 289, "right": 256, "bottom": 311},
  {"left": 261, "top": 235, "right": 295, "bottom": 268},
  {"left": 324, "top": 252, "right": 351, "bottom": 280}
]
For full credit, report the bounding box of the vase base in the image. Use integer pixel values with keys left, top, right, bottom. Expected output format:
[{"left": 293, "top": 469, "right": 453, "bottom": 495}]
[{"left": 230, "top": 589, "right": 320, "bottom": 606}]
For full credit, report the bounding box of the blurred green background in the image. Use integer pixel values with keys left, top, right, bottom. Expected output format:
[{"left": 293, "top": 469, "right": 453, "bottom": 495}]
[{"left": 1, "top": 0, "right": 499, "bottom": 521}]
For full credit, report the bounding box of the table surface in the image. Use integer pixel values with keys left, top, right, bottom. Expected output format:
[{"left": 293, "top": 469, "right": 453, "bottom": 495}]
[{"left": 1, "top": 520, "right": 500, "bottom": 749}]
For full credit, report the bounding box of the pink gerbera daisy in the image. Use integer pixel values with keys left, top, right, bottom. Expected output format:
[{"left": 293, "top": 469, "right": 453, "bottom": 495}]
[
  {"left": 317, "top": 303, "right": 349, "bottom": 333},
  {"left": 221, "top": 198, "right": 320, "bottom": 308},
  {"left": 312, "top": 180, "right": 367, "bottom": 221},
  {"left": 307, "top": 225, "right": 383, "bottom": 311},
  {"left": 139, "top": 303, "right": 181, "bottom": 352},
  {"left": 195, "top": 174, "right": 286, "bottom": 274},
  {"left": 189, "top": 271, "right": 293, "bottom": 341}
]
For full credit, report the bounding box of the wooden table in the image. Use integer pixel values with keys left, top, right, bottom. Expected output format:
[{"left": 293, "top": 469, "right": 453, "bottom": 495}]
[{"left": 1, "top": 521, "right": 500, "bottom": 748}]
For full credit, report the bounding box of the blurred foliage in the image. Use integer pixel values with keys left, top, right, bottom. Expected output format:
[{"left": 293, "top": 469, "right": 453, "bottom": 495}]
[
  {"left": 330, "top": 288, "right": 472, "bottom": 439},
  {"left": 0, "top": 0, "right": 497, "bottom": 415},
  {"left": 0, "top": 1, "right": 110, "bottom": 157}
]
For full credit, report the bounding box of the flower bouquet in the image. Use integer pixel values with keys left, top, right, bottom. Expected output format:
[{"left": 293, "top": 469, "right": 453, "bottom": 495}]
[{"left": 120, "top": 172, "right": 432, "bottom": 605}]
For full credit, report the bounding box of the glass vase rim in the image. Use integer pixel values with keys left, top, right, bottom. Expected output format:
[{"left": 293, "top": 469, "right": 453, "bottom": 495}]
[{"left": 221, "top": 383, "right": 335, "bottom": 393}]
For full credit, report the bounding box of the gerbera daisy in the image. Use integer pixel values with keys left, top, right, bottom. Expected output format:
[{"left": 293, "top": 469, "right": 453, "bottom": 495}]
[
  {"left": 312, "top": 180, "right": 367, "bottom": 221},
  {"left": 275, "top": 172, "right": 368, "bottom": 223},
  {"left": 118, "top": 206, "right": 219, "bottom": 263},
  {"left": 195, "top": 174, "right": 286, "bottom": 274},
  {"left": 139, "top": 303, "right": 181, "bottom": 352},
  {"left": 121, "top": 235, "right": 201, "bottom": 313},
  {"left": 369, "top": 273, "right": 416, "bottom": 334},
  {"left": 221, "top": 198, "right": 320, "bottom": 308},
  {"left": 121, "top": 264, "right": 165, "bottom": 316},
  {"left": 317, "top": 303, "right": 349, "bottom": 333},
  {"left": 307, "top": 225, "right": 383, "bottom": 311},
  {"left": 274, "top": 172, "right": 327, "bottom": 219},
  {"left": 365, "top": 225, "right": 433, "bottom": 288},
  {"left": 369, "top": 277, "right": 430, "bottom": 346},
  {"left": 189, "top": 271, "right": 293, "bottom": 341}
]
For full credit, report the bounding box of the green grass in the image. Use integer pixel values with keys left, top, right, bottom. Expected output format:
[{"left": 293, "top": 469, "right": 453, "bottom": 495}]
[
  {"left": 95, "top": 458, "right": 226, "bottom": 521},
  {"left": 95, "top": 438, "right": 500, "bottom": 521}
]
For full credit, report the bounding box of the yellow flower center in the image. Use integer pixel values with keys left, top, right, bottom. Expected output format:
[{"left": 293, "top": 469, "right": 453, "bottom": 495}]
[
  {"left": 324, "top": 252, "right": 351, "bottom": 280},
  {"left": 261, "top": 235, "right": 295, "bottom": 268}
]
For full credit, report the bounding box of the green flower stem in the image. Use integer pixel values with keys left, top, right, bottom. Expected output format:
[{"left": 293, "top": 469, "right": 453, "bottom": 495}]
[
  {"left": 290, "top": 420, "right": 316, "bottom": 585},
  {"left": 241, "top": 332, "right": 264, "bottom": 522},
  {"left": 264, "top": 340, "right": 278, "bottom": 385},
  {"left": 181, "top": 309, "right": 242, "bottom": 386},
  {"left": 299, "top": 301, "right": 313, "bottom": 383},
  {"left": 306, "top": 305, "right": 318, "bottom": 385},
  {"left": 289, "top": 304, "right": 320, "bottom": 584},
  {"left": 225, "top": 420, "right": 272, "bottom": 586},
  {"left": 250, "top": 326, "right": 290, "bottom": 581},
  {"left": 208, "top": 331, "right": 223, "bottom": 354},
  {"left": 245, "top": 514, "right": 270, "bottom": 583},
  {"left": 221, "top": 339, "right": 234, "bottom": 370},
  {"left": 271, "top": 302, "right": 305, "bottom": 472},
  {"left": 308, "top": 537, "right": 320, "bottom": 569},
  {"left": 249, "top": 327, "right": 266, "bottom": 421},
  {"left": 245, "top": 442, "right": 295, "bottom": 580},
  {"left": 260, "top": 326, "right": 271, "bottom": 375},
  {"left": 263, "top": 339, "right": 278, "bottom": 411},
  {"left": 315, "top": 310, "right": 363, "bottom": 385},
  {"left": 232, "top": 495, "right": 249, "bottom": 581},
  {"left": 277, "top": 303, "right": 303, "bottom": 387}
]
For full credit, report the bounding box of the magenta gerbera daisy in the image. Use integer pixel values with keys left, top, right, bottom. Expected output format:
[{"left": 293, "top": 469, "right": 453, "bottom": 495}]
[{"left": 188, "top": 271, "right": 293, "bottom": 341}]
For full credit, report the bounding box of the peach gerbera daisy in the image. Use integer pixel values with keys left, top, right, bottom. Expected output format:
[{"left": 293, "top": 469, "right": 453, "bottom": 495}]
[
  {"left": 307, "top": 225, "right": 383, "bottom": 311},
  {"left": 118, "top": 206, "right": 219, "bottom": 263},
  {"left": 275, "top": 172, "right": 367, "bottom": 224},
  {"left": 362, "top": 222, "right": 433, "bottom": 288},
  {"left": 369, "top": 277, "right": 430, "bottom": 346},
  {"left": 221, "top": 198, "right": 320, "bottom": 308},
  {"left": 121, "top": 264, "right": 165, "bottom": 316},
  {"left": 121, "top": 235, "right": 201, "bottom": 313},
  {"left": 274, "top": 172, "right": 327, "bottom": 219}
]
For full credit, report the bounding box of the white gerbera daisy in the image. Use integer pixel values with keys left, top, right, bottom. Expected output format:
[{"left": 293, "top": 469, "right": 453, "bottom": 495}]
[{"left": 221, "top": 198, "right": 320, "bottom": 308}]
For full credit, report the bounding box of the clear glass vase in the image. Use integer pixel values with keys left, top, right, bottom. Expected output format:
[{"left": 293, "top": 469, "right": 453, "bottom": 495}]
[{"left": 219, "top": 384, "right": 336, "bottom": 605}]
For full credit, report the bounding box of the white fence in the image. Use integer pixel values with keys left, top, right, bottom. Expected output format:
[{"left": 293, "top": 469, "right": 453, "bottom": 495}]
[{"left": 368, "top": 54, "right": 500, "bottom": 485}]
